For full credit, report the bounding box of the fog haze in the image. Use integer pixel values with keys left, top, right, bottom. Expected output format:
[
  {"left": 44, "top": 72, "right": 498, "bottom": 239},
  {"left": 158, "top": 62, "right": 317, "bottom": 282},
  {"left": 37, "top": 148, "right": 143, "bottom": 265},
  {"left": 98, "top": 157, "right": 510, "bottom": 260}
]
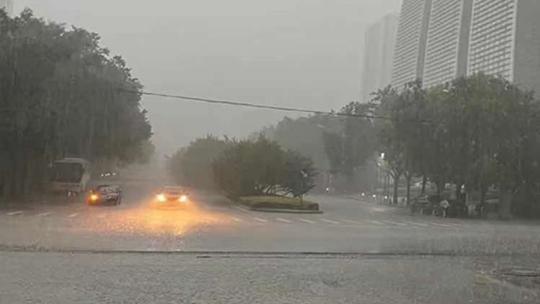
[{"left": 15, "top": 0, "right": 401, "bottom": 155}]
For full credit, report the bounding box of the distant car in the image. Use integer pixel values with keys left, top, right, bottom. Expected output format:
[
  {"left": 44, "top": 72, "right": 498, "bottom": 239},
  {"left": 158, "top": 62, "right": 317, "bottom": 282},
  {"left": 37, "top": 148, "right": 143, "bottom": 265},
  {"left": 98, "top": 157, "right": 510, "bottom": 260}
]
[
  {"left": 100, "top": 171, "right": 118, "bottom": 178},
  {"left": 87, "top": 184, "right": 122, "bottom": 206},
  {"left": 155, "top": 186, "right": 189, "bottom": 204}
]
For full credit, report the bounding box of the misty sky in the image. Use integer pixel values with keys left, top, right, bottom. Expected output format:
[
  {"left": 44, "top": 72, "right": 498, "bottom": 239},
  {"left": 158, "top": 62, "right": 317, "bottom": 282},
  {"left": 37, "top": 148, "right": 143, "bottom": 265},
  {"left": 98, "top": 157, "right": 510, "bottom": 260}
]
[{"left": 15, "top": 0, "right": 401, "bottom": 155}]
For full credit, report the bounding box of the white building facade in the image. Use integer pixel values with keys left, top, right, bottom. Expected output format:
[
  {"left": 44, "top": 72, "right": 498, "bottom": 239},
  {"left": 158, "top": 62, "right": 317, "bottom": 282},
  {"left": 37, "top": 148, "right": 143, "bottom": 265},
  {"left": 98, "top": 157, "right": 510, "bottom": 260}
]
[
  {"left": 422, "top": 0, "right": 473, "bottom": 88},
  {"left": 391, "top": 0, "right": 432, "bottom": 89}
]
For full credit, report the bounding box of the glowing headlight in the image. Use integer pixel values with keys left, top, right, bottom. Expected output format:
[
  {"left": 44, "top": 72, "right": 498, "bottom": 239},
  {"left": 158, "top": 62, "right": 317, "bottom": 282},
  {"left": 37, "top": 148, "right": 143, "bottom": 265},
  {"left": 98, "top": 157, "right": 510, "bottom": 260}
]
[
  {"left": 90, "top": 194, "right": 99, "bottom": 201},
  {"left": 179, "top": 195, "right": 188, "bottom": 203},
  {"left": 157, "top": 194, "right": 166, "bottom": 202}
]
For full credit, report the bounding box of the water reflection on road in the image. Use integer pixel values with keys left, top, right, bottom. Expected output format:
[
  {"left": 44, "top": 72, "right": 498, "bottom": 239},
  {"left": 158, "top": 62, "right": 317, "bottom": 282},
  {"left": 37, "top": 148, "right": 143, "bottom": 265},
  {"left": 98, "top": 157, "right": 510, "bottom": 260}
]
[{"left": 79, "top": 200, "right": 230, "bottom": 237}]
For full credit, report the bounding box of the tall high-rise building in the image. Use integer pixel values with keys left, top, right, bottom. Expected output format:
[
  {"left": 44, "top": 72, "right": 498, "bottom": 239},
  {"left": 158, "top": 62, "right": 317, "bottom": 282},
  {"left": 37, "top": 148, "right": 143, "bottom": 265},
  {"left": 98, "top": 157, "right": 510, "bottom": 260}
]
[
  {"left": 422, "top": 0, "right": 473, "bottom": 88},
  {"left": 0, "top": 0, "right": 13, "bottom": 16},
  {"left": 468, "top": 0, "right": 540, "bottom": 94},
  {"left": 362, "top": 14, "right": 399, "bottom": 100},
  {"left": 391, "top": 0, "right": 433, "bottom": 89},
  {"left": 393, "top": 0, "right": 540, "bottom": 94}
]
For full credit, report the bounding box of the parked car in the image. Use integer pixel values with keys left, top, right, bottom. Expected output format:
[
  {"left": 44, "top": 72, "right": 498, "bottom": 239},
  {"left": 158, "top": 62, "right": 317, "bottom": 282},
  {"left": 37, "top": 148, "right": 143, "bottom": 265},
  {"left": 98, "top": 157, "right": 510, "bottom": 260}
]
[{"left": 87, "top": 184, "right": 122, "bottom": 206}]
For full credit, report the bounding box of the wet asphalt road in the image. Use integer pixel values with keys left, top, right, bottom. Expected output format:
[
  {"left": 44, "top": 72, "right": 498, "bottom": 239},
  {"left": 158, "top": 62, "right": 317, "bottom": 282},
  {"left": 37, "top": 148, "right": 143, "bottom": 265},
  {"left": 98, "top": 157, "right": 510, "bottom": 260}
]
[
  {"left": 1, "top": 181, "right": 539, "bottom": 303},
  {"left": 1, "top": 181, "right": 540, "bottom": 254},
  {"left": 1, "top": 251, "right": 538, "bottom": 304}
]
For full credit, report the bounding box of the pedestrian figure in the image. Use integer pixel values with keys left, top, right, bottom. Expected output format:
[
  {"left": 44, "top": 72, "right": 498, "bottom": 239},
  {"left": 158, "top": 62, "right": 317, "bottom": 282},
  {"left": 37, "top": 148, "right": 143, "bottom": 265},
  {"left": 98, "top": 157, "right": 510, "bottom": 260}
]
[{"left": 440, "top": 199, "right": 450, "bottom": 218}]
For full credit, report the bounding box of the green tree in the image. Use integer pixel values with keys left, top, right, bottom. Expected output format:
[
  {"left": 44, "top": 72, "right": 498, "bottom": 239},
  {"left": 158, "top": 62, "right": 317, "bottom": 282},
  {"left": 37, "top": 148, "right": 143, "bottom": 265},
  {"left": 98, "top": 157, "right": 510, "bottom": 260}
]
[
  {"left": 261, "top": 115, "right": 342, "bottom": 173},
  {"left": 213, "top": 137, "right": 284, "bottom": 197},
  {"left": 374, "top": 73, "right": 540, "bottom": 218},
  {"left": 373, "top": 85, "right": 406, "bottom": 204},
  {"left": 0, "top": 10, "right": 152, "bottom": 200},
  {"left": 281, "top": 151, "right": 317, "bottom": 199},
  {"left": 426, "top": 74, "right": 536, "bottom": 216},
  {"left": 322, "top": 103, "right": 377, "bottom": 191},
  {"left": 212, "top": 137, "right": 317, "bottom": 198},
  {"left": 167, "top": 136, "right": 230, "bottom": 189}
]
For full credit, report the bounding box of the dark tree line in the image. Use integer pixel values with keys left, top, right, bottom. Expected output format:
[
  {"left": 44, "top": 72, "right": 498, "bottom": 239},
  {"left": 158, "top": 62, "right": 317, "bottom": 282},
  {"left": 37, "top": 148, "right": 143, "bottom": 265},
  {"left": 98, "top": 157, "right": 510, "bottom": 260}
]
[{"left": 0, "top": 10, "right": 152, "bottom": 199}]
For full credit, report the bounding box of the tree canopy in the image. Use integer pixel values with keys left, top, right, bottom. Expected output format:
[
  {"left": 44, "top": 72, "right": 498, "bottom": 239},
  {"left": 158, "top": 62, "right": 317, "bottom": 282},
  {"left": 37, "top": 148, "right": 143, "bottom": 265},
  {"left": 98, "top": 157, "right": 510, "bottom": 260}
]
[
  {"left": 375, "top": 74, "right": 540, "bottom": 217},
  {"left": 254, "top": 73, "right": 540, "bottom": 217},
  {"left": 0, "top": 10, "right": 152, "bottom": 199},
  {"left": 260, "top": 114, "right": 342, "bottom": 172},
  {"left": 212, "top": 137, "right": 317, "bottom": 198},
  {"left": 167, "top": 136, "right": 231, "bottom": 190}
]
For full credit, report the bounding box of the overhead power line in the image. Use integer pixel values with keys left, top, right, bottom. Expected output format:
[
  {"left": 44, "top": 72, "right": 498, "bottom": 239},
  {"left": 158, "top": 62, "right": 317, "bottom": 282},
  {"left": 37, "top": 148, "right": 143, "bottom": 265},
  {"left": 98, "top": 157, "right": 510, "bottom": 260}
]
[{"left": 117, "top": 88, "right": 393, "bottom": 121}]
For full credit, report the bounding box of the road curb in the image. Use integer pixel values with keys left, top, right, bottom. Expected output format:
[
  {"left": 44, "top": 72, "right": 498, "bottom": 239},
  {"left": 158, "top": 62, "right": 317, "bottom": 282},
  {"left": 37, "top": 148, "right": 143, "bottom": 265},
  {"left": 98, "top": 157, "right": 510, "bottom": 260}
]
[{"left": 249, "top": 207, "right": 323, "bottom": 214}]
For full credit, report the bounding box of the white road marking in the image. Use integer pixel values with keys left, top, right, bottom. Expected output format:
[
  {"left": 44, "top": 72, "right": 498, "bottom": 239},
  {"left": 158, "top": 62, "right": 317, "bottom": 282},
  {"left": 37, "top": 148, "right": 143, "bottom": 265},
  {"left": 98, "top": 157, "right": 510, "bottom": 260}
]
[
  {"left": 276, "top": 218, "right": 292, "bottom": 223},
  {"left": 431, "top": 223, "right": 454, "bottom": 228},
  {"left": 98, "top": 214, "right": 107, "bottom": 219},
  {"left": 444, "top": 223, "right": 463, "bottom": 228},
  {"left": 68, "top": 213, "right": 79, "bottom": 218},
  {"left": 369, "top": 220, "right": 384, "bottom": 225},
  {"left": 233, "top": 206, "right": 250, "bottom": 213},
  {"left": 406, "top": 222, "right": 429, "bottom": 227},
  {"left": 381, "top": 220, "right": 407, "bottom": 227},
  {"left": 7, "top": 211, "right": 23, "bottom": 216},
  {"left": 341, "top": 219, "right": 363, "bottom": 225},
  {"left": 37, "top": 212, "right": 52, "bottom": 217},
  {"left": 390, "top": 221, "right": 408, "bottom": 226},
  {"left": 321, "top": 218, "right": 340, "bottom": 225},
  {"left": 231, "top": 217, "right": 243, "bottom": 223},
  {"left": 254, "top": 217, "right": 268, "bottom": 223},
  {"left": 299, "top": 218, "right": 316, "bottom": 224}
]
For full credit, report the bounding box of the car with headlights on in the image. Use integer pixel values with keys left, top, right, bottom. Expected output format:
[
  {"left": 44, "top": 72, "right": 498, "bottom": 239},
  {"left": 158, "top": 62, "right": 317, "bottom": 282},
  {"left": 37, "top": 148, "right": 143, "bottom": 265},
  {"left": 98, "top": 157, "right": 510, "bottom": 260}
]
[
  {"left": 87, "top": 184, "right": 122, "bottom": 206},
  {"left": 155, "top": 186, "right": 189, "bottom": 205}
]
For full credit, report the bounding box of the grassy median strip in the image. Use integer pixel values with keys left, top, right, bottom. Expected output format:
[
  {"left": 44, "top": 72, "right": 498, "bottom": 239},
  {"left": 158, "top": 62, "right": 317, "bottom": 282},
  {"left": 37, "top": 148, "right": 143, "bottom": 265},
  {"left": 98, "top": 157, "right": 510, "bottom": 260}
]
[{"left": 239, "top": 196, "right": 320, "bottom": 211}]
